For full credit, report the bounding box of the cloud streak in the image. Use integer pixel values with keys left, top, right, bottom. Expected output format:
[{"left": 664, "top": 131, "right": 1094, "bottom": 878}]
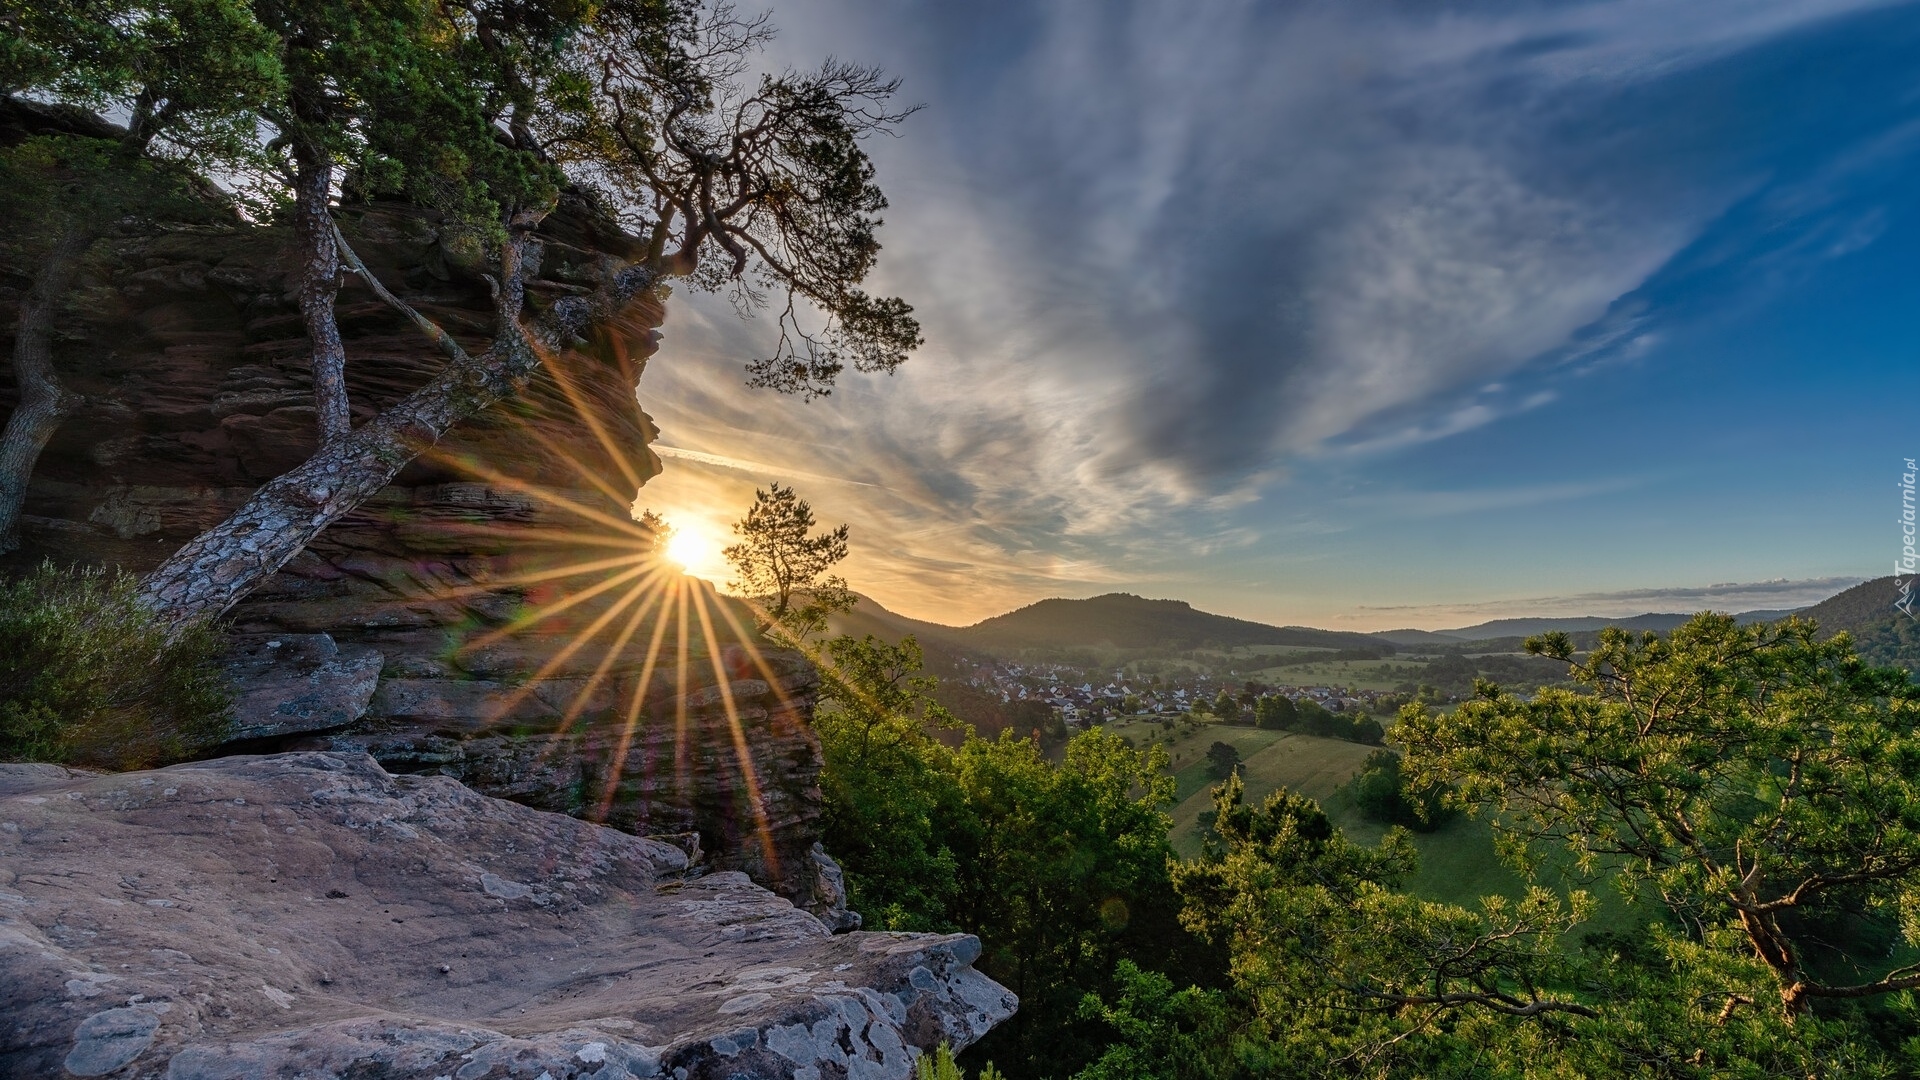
[{"left": 1342, "top": 576, "right": 1865, "bottom": 630}]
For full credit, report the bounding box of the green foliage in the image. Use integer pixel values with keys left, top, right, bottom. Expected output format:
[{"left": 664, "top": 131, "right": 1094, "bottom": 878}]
[
  {"left": 1349, "top": 713, "right": 1385, "bottom": 745},
  {"left": 815, "top": 633, "right": 1205, "bottom": 1078},
  {"left": 2, "top": 0, "right": 285, "bottom": 296},
  {"left": 915, "top": 1044, "right": 1003, "bottom": 1080},
  {"left": 1248, "top": 694, "right": 1382, "bottom": 745},
  {"left": 1253, "top": 694, "right": 1294, "bottom": 730},
  {"left": 1349, "top": 748, "right": 1457, "bottom": 832},
  {"left": 251, "top": 0, "right": 568, "bottom": 230},
  {"left": 1205, "top": 740, "right": 1240, "bottom": 779},
  {"left": 1851, "top": 615, "right": 1920, "bottom": 672},
  {"left": 0, "top": 563, "right": 231, "bottom": 767},
  {"left": 1005, "top": 697, "right": 1067, "bottom": 746},
  {"left": 0, "top": 132, "right": 217, "bottom": 263},
  {"left": 814, "top": 633, "right": 966, "bottom": 929},
  {"left": 1211, "top": 688, "right": 1239, "bottom": 721},
  {"left": 1072, "top": 961, "right": 1241, "bottom": 1080},
  {"left": 822, "top": 609, "right": 1920, "bottom": 1075},
  {"left": 1399, "top": 615, "right": 1920, "bottom": 1018},
  {"left": 4, "top": 0, "right": 284, "bottom": 159}
]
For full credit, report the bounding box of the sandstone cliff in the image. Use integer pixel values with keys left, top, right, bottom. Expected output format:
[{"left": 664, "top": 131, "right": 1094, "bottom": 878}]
[
  {"left": 0, "top": 194, "right": 849, "bottom": 924},
  {"left": 0, "top": 753, "right": 1016, "bottom": 1078}
]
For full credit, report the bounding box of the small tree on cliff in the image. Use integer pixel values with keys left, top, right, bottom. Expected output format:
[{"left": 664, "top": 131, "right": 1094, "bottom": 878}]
[
  {"left": 4, "top": 1, "right": 921, "bottom": 628},
  {"left": 722, "top": 483, "right": 855, "bottom": 642}
]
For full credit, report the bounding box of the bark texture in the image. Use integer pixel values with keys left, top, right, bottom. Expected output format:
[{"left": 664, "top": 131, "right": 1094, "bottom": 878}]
[
  {"left": 292, "top": 153, "right": 351, "bottom": 444},
  {"left": 0, "top": 228, "right": 91, "bottom": 551}
]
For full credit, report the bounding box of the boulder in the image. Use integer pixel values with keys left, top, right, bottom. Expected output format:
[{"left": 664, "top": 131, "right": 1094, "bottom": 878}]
[
  {"left": 0, "top": 753, "right": 1016, "bottom": 1079},
  {"left": 223, "top": 634, "right": 385, "bottom": 742}
]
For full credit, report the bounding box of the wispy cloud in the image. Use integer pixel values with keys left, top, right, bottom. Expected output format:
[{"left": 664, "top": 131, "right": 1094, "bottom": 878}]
[
  {"left": 651, "top": 444, "right": 878, "bottom": 488},
  {"left": 629, "top": 0, "right": 1912, "bottom": 621},
  {"left": 1338, "top": 477, "right": 1642, "bottom": 519}
]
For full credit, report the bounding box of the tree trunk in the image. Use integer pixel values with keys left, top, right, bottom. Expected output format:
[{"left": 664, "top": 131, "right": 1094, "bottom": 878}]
[
  {"left": 292, "top": 150, "right": 351, "bottom": 445},
  {"left": 0, "top": 227, "right": 93, "bottom": 552},
  {"left": 140, "top": 236, "right": 658, "bottom": 627}
]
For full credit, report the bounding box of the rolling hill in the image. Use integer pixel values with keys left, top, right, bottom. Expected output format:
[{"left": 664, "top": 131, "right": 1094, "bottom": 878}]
[
  {"left": 958, "top": 593, "right": 1387, "bottom": 653},
  {"left": 1793, "top": 576, "right": 1904, "bottom": 634},
  {"left": 829, "top": 593, "right": 970, "bottom": 651},
  {"left": 1788, "top": 576, "right": 1920, "bottom": 672}
]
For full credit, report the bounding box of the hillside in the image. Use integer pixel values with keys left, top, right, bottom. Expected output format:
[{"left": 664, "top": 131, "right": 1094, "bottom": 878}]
[
  {"left": 1371, "top": 628, "right": 1468, "bottom": 647},
  {"left": 1794, "top": 576, "right": 1904, "bottom": 634},
  {"left": 830, "top": 593, "right": 970, "bottom": 650},
  {"left": 960, "top": 593, "right": 1386, "bottom": 653},
  {"left": 1789, "top": 576, "right": 1920, "bottom": 672}
]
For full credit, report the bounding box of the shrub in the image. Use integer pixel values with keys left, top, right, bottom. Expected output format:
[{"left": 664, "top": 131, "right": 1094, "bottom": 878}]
[
  {"left": 0, "top": 563, "right": 231, "bottom": 767},
  {"left": 1205, "top": 740, "right": 1241, "bottom": 779},
  {"left": 1348, "top": 714, "right": 1385, "bottom": 745},
  {"left": 916, "top": 1044, "right": 1003, "bottom": 1080},
  {"left": 1349, "top": 749, "right": 1455, "bottom": 832}
]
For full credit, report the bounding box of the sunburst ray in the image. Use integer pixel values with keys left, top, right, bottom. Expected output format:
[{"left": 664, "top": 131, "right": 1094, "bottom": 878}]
[{"left": 689, "top": 583, "right": 780, "bottom": 875}]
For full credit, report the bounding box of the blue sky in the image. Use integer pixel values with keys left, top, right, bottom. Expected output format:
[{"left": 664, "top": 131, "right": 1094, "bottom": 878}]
[{"left": 635, "top": 0, "right": 1920, "bottom": 628}]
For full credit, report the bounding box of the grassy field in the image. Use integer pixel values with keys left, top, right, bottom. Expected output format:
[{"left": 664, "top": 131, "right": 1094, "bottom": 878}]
[
  {"left": 1249, "top": 657, "right": 1430, "bottom": 690},
  {"left": 1168, "top": 732, "right": 1379, "bottom": 857},
  {"left": 1099, "top": 716, "right": 1289, "bottom": 795},
  {"left": 1099, "top": 715, "right": 1650, "bottom": 940},
  {"left": 1156, "top": 729, "right": 1651, "bottom": 939}
]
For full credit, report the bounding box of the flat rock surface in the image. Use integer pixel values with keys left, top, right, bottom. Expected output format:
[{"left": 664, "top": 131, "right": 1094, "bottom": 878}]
[{"left": 0, "top": 753, "right": 1015, "bottom": 1079}]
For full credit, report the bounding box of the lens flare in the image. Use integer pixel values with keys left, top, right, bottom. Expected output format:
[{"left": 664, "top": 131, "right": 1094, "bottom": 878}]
[
  {"left": 386, "top": 338, "right": 818, "bottom": 891},
  {"left": 663, "top": 522, "right": 725, "bottom": 581}
]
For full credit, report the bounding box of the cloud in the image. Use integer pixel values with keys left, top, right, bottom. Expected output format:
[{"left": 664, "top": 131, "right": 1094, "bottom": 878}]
[
  {"left": 651, "top": 444, "right": 878, "bottom": 488},
  {"left": 628, "top": 0, "right": 1912, "bottom": 619},
  {"left": 1338, "top": 477, "right": 1642, "bottom": 519},
  {"left": 1342, "top": 576, "right": 1866, "bottom": 629}
]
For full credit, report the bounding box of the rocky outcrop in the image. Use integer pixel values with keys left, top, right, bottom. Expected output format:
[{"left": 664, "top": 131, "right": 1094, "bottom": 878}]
[
  {"left": 222, "top": 634, "right": 385, "bottom": 742},
  {"left": 0, "top": 753, "right": 1016, "bottom": 1079},
  {"left": 0, "top": 189, "right": 847, "bottom": 922}
]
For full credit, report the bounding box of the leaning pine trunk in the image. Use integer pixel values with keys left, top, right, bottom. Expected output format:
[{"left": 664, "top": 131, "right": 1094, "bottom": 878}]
[
  {"left": 291, "top": 152, "right": 352, "bottom": 445},
  {"left": 140, "top": 238, "right": 658, "bottom": 627},
  {"left": 0, "top": 228, "right": 93, "bottom": 552}
]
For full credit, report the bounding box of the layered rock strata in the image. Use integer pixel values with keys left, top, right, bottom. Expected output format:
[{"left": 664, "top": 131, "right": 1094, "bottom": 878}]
[
  {"left": 0, "top": 190, "right": 847, "bottom": 921},
  {"left": 0, "top": 753, "right": 1015, "bottom": 1079}
]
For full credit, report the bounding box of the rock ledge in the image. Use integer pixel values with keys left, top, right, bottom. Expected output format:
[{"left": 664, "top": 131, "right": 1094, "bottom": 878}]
[{"left": 0, "top": 753, "right": 1015, "bottom": 1079}]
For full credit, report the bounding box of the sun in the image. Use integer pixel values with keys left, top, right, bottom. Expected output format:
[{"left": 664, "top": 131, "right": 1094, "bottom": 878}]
[{"left": 663, "top": 522, "right": 725, "bottom": 581}]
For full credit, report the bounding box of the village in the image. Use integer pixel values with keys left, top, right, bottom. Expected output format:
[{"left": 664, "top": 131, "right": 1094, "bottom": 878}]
[{"left": 948, "top": 655, "right": 1418, "bottom": 728}]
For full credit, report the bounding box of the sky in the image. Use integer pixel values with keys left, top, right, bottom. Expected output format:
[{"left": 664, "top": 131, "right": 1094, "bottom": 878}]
[{"left": 629, "top": 0, "right": 1920, "bottom": 630}]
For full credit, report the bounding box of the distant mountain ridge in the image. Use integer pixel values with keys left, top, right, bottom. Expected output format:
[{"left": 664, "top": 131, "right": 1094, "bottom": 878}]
[
  {"left": 835, "top": 592, "right": 1384, "bottom": 654},
  {"left": 835, "top": 587, "right": 1849, "bottom": 657},
  {"left": 957, "top": 593, "right": 1385, "bottom": 652},
  {"left": 1374, "top": 607, "right": 1808, "bottom": 645}
]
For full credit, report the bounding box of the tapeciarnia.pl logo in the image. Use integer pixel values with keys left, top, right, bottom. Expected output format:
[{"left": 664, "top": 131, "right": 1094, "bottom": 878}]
[{"left": 1898, "top": 457, "right": 1917, "bottom": 620}]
